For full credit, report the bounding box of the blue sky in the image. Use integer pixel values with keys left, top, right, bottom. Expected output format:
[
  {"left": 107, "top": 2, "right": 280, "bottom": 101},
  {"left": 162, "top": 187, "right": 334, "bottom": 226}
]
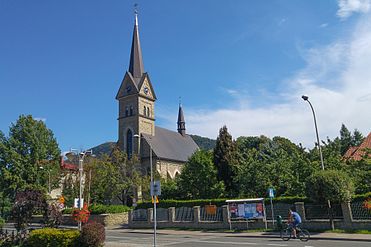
[{"left": 1, "top": 0, "right": 370, "bottom": 152}]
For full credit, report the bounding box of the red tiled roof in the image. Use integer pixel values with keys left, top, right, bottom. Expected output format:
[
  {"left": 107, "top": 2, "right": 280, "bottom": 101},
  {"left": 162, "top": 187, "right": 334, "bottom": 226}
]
[{"left": 344, "top": 132, "right": 371, "bottom": 161}]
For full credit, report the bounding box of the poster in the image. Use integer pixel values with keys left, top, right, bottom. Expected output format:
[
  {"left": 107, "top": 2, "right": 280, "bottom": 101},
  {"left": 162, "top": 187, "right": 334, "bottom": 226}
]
[{"left": 238, "top": 204, "right": 245, "bottom": 217}]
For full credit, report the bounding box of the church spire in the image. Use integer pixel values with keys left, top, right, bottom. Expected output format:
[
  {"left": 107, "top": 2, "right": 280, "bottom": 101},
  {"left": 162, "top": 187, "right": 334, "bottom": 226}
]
[
  {"left": 128, "top": 8, "right": 145, "bottom": 79},
  {"left": 177, "top": 100, "right": 186, "bottom": 136}
]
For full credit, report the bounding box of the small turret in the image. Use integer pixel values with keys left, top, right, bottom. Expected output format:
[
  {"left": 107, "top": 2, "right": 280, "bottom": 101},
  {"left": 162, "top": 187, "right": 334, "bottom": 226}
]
[{"left": 177, "top": 102, "right": 186, "bottom": 136}]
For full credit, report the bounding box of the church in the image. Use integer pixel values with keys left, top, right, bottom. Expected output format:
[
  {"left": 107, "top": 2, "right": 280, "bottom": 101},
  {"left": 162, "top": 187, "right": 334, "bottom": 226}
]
[{"left": 115, "top": 13, "right": 199, "bottom": 179}]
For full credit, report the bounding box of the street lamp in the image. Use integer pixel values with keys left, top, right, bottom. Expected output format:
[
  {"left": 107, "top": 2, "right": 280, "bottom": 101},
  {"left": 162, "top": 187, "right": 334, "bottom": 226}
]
[
  {"left": 301, "top": 95, "right": 325, "bottom": 170},
  {"left": 62, "top": 149, "right": 93, "bottom": 230},
  {"left": 133, "top": 134, "right": 156, "bottom": 247},
  {"left": 301, "top": 95, "right": 334, "bottom": 230}
]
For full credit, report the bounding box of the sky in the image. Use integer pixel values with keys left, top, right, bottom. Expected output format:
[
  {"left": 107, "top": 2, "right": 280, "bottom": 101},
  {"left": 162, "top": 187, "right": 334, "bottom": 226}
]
[{"left": 1, "top": 0, "right": 370, "bottom": 152}]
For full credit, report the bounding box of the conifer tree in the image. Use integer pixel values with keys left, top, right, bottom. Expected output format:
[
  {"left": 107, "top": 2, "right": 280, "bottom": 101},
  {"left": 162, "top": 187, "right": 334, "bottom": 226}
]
[
  {"left": 213, "top": 125, "right": 237, "bottom": 195},
  {"left": 340, "top": 124, "right": 352, "bottom": 155}
]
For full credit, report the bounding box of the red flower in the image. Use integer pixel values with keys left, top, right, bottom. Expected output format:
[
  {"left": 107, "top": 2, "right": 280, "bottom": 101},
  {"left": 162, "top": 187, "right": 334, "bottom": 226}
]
[
  {"left": 363, "top": 198, "right": 371, "bottom": 211},
  {"left": 72, "top": 203, "right": 90, "bottom": 223}
]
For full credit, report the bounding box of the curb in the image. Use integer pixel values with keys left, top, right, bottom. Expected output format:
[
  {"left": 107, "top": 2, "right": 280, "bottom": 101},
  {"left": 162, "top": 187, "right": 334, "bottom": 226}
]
[{"left": 114, "top": 229, "right": 371, "bottom": 242}]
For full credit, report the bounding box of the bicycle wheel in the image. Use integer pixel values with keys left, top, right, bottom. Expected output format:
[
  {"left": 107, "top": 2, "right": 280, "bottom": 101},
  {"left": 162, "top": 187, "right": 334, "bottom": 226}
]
[
  {"left": 281, "top": 228, "right": 291, "bottom": 241},
  {"left": 298, "top": 229, "right": 310, "bottom": 242}
]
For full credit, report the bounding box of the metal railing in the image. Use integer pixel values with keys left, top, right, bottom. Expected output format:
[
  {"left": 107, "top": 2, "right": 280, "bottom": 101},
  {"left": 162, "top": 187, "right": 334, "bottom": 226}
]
[
  {"left": 305, "top": 204, "right": 343, "bottom": 220},
  {"left": 200, "top": 206, "right": 223, "bottom": 222},
  {"left": 351, "top": 201, "right": 371, "bottom": 220},
  {"left": 175, "top": 207, "right": 194, "bottom": 222},
  {"left": 132, "top": 209, "right": 147, "bottom": 221}
]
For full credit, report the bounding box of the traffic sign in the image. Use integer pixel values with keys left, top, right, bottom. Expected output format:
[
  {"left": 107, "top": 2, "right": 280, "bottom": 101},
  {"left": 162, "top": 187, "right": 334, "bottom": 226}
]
[
  {"left": 151, "top": 196, "right": 159, "bottom": 204},
  {"left": 59, "top": 195, "right": 65, "bottom": 204},
  {"left": 268, "top": 188, "right": 275, "bottom": 198},
  {"left": 151, "top": 180, "right": 161, "bottom": 196}
]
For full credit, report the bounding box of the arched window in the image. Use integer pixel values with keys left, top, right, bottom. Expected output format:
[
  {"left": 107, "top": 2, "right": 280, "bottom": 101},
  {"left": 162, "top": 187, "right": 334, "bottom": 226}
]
[
  {"left": 143, "top": 106, "right": 146, "bottom": 116},
  {"left": 147, "top": 107, "right": 150, "bottom": 117},
  {"left": 126, "top": 129, "right": 133, "bottom": 158},
  {"left": 130, "top": 106, "right": 133, "bottom": 116},
  {"left": 125, "top": 106, "right": 129, "bottom": 117}
]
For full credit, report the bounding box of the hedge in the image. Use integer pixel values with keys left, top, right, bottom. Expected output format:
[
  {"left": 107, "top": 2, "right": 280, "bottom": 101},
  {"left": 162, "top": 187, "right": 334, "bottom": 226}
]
[
  {"left": 28, "top": 228, "right": 80, "bottom": 247},
  {"left": 352, "top": 192, "right": 371, "bottom": 202},
  {"left": 63, "top": 204, "right": 131, "bottom": 215},
  {"left": 135, "top": 196, "right": 310, "bottom": 209}
]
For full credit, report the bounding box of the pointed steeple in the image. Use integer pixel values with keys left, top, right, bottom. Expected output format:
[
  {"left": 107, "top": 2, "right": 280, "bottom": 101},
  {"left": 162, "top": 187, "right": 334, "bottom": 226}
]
[
  {"left": 128, "top": 11, "right": 145, "bottom": 79},
  {"left": 177, "top": 100, "right": 186, "bottom": 136}
]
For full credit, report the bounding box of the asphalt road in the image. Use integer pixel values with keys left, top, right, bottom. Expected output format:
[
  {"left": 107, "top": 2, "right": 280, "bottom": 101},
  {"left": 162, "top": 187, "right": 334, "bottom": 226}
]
[{"left": 105, "top": 230, "right": 371, "bottom": 247}]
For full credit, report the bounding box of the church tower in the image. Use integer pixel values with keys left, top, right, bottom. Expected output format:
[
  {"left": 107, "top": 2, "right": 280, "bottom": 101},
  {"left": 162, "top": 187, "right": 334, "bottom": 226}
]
[
  {"left": 177, "top": 103, "right": 186, "bottom": 136},
  {"left": 116, "top": 12, "right": 157, "bottom": 157}
]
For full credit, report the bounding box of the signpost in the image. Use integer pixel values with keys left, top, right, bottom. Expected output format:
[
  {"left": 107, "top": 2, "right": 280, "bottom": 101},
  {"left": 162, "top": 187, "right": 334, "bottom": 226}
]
[
  {"left": 151, "top": 180, "right": 161, "bottom": 247},
  {"left": 268, "top": 188, "right": 275, "bottom": 227}
]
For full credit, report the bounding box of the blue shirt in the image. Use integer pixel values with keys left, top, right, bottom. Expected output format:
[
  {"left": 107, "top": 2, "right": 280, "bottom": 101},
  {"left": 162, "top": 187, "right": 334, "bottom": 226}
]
[{"left": 292, "top": 212, "right": 302, "bottom": 223}]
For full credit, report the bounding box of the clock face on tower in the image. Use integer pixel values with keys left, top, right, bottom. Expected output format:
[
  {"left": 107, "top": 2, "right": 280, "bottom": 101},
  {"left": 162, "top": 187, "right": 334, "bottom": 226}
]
[{"left": 144, "top": 86, "right": 149, "bottom": 95}]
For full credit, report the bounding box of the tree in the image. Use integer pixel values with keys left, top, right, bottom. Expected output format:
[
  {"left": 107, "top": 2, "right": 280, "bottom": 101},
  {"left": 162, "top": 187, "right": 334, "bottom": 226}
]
[
  {"left": 352, "top": 129, "right": 364, "bottom": 146},
  {"left": 87, "top": 156, "right": 122, "bottom": 205},
  {"left": 177, "top": 150, "right": 225, "bottom": 199},
  {"left": 111, "top": 147, "right": 143, "bottom": 205},
  {"left": 340, "top": 124, "right": 352, "bottom": 155},
  {"left": 235, "top": 136, "right": 313, "bottom": 198},
  {"left": 306, "top": 169, "right": 355, "bottom": 203},
  {"left": 213, "top": 125, "right": 237, "bottom": 196},
  {"left": 346, "top": 148, "right": 371, "bottom": 194},
  {"left": 12, "top": 189, "right": 47, "bottom": 231},
  {"left": 0, "top": 115, "right": 60, "bottom": 199}
]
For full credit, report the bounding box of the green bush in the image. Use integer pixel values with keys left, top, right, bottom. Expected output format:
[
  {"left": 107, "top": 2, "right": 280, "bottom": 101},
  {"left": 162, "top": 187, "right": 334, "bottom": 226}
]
[
  {"left": 28, "top": 228, "right": 80, "bottom": 247},
  {"left": 79, "top": 222, "right": 105, "bottom": 247},
  {"left": 352, "top": 192, "right": 371, "bottom": 202},
  {"left": 89, "top": 204, "right": 131, "bottom": 214},
  {"left": 306, "top": 169, "right": 355, "bottom": 203},
  {"left": 0, "top": 216, "right": 5, "bottom": 229},
  {"left": 136, "top": 196, "right": 309, "bottom": 209},
  {"left": 63, "top": 204, "right": 131, "bottom": 215}
]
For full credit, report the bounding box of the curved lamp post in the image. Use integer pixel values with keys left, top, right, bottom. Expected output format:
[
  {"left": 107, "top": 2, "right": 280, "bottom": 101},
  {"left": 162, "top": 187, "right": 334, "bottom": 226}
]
[
  {"left": 301, "top": 95, "right": 325, "bottom": 170},
  {"left": 301, "top": 95, "right": 334, "bottom": 230}
]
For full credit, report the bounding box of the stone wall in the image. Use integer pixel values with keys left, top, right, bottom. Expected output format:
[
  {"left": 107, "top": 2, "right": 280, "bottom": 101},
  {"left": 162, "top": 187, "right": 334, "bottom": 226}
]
[{"left": 129, "top": 203, "right": 371, "bottom": 230}]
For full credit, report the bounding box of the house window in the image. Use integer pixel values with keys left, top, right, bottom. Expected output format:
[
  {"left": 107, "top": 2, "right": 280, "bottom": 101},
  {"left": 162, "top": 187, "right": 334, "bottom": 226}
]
[
  {"left": 125, "top": 106, "right": 129, "bottom": 117},
  {"left": 126, "top": 129, "right": 133, "bottom": 158}
]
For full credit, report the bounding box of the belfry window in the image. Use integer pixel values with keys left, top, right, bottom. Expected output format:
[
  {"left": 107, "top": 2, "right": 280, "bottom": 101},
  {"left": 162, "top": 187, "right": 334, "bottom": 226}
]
[
  {"left": 130, "top": 106, "right": 133, "bottom": 116},
  {"left": 147, "top": 107, "right": 150, "bottom": 117},
  {"left": 125, "top": 107, "right": 129, "bottom": 117},
  {"left": 143, "top": 106, "right": 146, "bottom": 116},
  {"left": 126, "top": 129, "right": 133, "bottom": 158}
]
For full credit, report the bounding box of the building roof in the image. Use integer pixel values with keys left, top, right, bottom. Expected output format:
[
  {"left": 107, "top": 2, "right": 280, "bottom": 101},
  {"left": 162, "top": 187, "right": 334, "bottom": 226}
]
[
  {"left": 128, "top": 13, "right": 145, "bottom": 81},
  {"left": 343, "top": 132, "right": 371, "bottom": 161},
  {"left": 142, "top": 126, "right": 199, "bottom": 162}
]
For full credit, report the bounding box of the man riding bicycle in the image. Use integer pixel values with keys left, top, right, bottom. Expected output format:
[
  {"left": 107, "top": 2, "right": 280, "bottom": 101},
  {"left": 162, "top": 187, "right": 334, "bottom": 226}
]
[{"left": 288, "top": 208, "right": 302, "bottom": 238}]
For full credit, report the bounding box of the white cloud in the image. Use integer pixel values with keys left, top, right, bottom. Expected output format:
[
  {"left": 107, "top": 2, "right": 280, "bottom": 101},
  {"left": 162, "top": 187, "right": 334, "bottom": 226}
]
[
  {"left": 34, "top": 117, "right": 47, "bottom": 122},
  {"left": 164, "top": 14, "right": 371, "bottom": 149},
  {"left": 337, "top": 0, "right": 371, "bottom": 20}
]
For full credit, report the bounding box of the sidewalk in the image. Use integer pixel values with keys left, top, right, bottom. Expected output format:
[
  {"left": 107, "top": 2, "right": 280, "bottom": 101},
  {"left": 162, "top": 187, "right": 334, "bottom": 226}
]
[{"left": 107, "top": 228, "right": 371, "bottom": 242}]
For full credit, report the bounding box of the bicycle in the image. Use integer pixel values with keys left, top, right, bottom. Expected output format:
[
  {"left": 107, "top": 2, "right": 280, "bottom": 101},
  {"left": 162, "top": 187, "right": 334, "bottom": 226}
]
[{"left": 281, "top": 224, "right": 310, "bottom": 242}]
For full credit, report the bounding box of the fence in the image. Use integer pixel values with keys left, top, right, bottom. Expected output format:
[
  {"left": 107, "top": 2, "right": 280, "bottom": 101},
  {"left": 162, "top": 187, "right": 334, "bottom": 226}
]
[
  {"left": 351, "top": 201, "right": 371, "bottom": 220},
  {"left": 305, "top": 203, "right": 343, "bottom": 220},
  {"left": 129, "top": 201, "right": 371, "bottom": 230}
]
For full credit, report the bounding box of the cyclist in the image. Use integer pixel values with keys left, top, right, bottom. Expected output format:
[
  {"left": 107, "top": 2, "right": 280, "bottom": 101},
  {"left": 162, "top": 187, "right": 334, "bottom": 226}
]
[{"left": 288, "top": 208, "right": 302, "bottom": 238}]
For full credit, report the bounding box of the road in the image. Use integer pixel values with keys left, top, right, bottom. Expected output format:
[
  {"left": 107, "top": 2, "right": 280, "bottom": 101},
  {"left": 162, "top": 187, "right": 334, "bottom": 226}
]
[{"left": 105, "top": 229, "right": 371, "bottom": 247}]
